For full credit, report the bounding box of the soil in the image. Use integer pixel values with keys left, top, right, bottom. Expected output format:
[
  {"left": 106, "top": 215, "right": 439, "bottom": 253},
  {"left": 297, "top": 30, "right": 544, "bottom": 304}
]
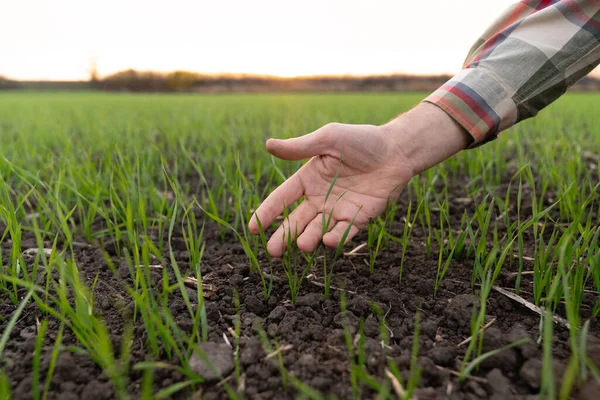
[{"left": 1, "top": 176, "right": 599, "bottom": 399}]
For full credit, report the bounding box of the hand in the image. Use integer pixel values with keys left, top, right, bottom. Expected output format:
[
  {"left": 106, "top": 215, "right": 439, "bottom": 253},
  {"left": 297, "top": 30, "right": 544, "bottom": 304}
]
[
  {"left": 248, "top": 122, "right": 415, "bottom": 257},
  {"left": 248, "top": 103, "right": 472, "bottom": 257}
]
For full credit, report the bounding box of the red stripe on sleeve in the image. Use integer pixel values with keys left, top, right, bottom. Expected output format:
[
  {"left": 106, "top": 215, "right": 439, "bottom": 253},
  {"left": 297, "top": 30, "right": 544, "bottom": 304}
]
[{"left": 440, "top": 84, "right": 496, "bottom": 132}]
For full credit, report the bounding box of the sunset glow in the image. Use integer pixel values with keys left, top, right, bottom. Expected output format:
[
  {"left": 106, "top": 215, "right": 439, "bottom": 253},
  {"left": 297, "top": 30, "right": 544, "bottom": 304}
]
[{"left": 3, "top": 0, "right": 589, "bottom": 81}]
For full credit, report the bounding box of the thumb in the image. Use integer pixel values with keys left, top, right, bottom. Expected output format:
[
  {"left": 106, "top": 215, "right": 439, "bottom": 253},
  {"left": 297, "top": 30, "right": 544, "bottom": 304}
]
[{"left": 266, "top": 123, "right": 338, "bottom": 161}]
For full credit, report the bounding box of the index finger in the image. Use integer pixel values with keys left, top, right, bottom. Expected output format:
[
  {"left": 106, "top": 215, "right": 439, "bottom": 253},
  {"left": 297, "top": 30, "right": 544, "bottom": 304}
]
[{"left": 248, "top": 171, "right": 305, "bottom": 234}]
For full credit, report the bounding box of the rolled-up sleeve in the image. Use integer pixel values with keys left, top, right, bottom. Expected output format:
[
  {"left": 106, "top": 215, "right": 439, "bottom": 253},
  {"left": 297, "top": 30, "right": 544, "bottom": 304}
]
[{"left": 424, "top": 0, "right": 600, "bottom": 148}]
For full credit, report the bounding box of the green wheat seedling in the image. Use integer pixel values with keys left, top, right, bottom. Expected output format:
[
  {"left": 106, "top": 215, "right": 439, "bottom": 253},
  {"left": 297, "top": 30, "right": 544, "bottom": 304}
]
[
  {"left": 367, "top": 198, "right": 397, "bottom": 274},
  {"left": 404, "top": 308, "right": 423, "bottom": 398},
  {"left": 316, "top": 154, "right": 361, "bottom": 299},
  {"left": 460, "top": 338, "right": 531, "bottom": 382},
  {"left": 31, "top": 318, "right": 47, "bottom": 400},
  {"left": 384, "top": 199, "right": 422, "bottom": 282},
  {"left": 321, "top": 202, "right": 361, "bottom": 300},
  {"left": 411, "top": 170, "right": 437, "bottom": 260},
  {"left": 2, "top": 269, "right": 129, "bottom": 397},
  {"left": 181, "top": 203, "right": 209, "bottom": 342},
  {"left": 254, "top": 320, "right": 290, "bottom": 392},
  {"left": 0, "top": 289, "right": 34, "bottom": 358},
  {"left": 279, "top": 213, "right": 311, "bottom": 304},
  {"left": 198, "top": 202, "right": 272, "bottom": 301},
  {"left": 0, "top": 370, "right": 10, "bottom": 399},
  {"left": 462, "top": 198, "right": 561, "bottom": 372},
  {"left": 433, "top": 210, "right": 470, "bottom": 295},
  {"left": 320, "top": 157, "right": 343, "bottom": 299}
]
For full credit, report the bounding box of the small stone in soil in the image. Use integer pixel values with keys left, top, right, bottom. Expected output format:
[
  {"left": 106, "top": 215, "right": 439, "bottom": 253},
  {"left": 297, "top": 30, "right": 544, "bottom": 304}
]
[
  {"left": 333, "top": 310, "right": 359, "bottom": 330},
  {"left": 244, "top": 295, "right": 266, "bottom": 314},
  {"left": 60, "top": 381, "right": 79, "bottom": 393},
  {"left": 427, "top": 346, "right": 457, "bottom": 367},
  {"left": 486, "top": 368, "right": 511, "bottom": 394},
  {"left": 307, "top": 324, "right": 326, "bottom": 341},
  {"left": 54, "top": 352, "right": 84, "bottom": 382},
  {"left": 190, "top": 342, "right": 234, "bottom": 381},
  {"left": 267, "top": 305, "right": 287, "bottom": 322},
  {"left": 205, "top": 302, "right": 220, "bottom": 321},
  {"left": 418, "top": 356, "right": 447, "bottom": 387},
  {"left": 229, "top": 273, "right": 244, "bottom": 287},
  {"left": 310, "top": 376, "right": 331, "bottom": 390},
  {"left": 466, "top": 380, "right": 488, "bottom": 398},
  {"left": 413, "top": 387, "right": 438, "bottom": 400},
  {"left": 240, "top": 337, "right": 264, "bottom": 366},
  {"left": 480, "top": 347, "right": 518, "bottom": 373},
  {"left": 443, "top": 294, "right": 478, "bottom": 334},
  {"left": 267, "top": 295, "right": 279, "bottom": 308},
  {"left": 297, "top": 353, "right": 315, "bottom": 366},
  {"left": 294, "top": 293, "right": 323, "bottom": 308},
  {"left": 242, "top": 312, "right": 258, "bottom": 326},
  {"left": 400, "top": 335, "right": 419, "bottom": 351},
  {"left": 363, "top": 314, "right": 380, "bottom": 337},
  {"left": 376, "top": 287, "right": 398, "bottom": 303},
  {"left": 482, "top": 327, "right": 507, "bottom": 350},
  {"left": 421, "top": 319, "right": 438, "bottom": 339},
  {"left": 347, "top": 295, "right": 371, "bottom": 316},
  {"left": 519, "top": 358, "right": 543, "bottom": 389},
  {"left": 80, "top": 379, "right": 114, "bottom": 400},
  {"left": 507, "top": 324, "right": 538, "bottom": 359},
  {"left": 267, "top": 323, "right": 278, "bottom": 337},
  {"left": 19, "top": 326, "right": 37, "bottom": 340}
]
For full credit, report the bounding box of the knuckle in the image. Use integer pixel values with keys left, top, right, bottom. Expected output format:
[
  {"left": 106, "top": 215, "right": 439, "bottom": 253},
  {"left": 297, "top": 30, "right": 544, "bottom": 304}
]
[
  {"left": 312, "top": 122, "right": 343, "bottom": 152},
  {"left": 324, "top": 122, "right": 340, "bottom": 131}
]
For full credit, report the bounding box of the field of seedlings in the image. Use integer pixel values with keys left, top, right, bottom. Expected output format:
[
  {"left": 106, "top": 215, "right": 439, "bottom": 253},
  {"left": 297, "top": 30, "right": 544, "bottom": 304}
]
[{"left": 0, "top": 91, "right": 599, "bottom": 399}]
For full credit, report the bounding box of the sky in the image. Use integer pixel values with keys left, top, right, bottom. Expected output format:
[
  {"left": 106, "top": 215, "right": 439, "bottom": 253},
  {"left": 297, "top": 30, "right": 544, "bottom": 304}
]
[{"left": 0, "top": 0, "right": 580, "bottom": 81}]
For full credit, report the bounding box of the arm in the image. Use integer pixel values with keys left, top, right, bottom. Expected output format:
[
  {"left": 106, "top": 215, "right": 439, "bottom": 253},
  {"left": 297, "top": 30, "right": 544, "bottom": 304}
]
[
  {"left": 250, "top": 0, "right": 600, "bottom": 257},
  {"left": 424, "top": 0, "right": 600, "bottom": 148}
]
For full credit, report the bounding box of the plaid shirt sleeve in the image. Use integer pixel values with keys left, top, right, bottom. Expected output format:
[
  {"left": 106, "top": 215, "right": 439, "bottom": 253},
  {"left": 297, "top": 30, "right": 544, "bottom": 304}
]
[{"left": 423, "top": 0, "right": 600, "bottom": 148}]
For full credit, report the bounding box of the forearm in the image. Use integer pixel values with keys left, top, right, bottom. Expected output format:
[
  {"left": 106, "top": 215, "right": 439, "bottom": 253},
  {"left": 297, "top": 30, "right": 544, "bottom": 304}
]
[
  {"left": 381, "top": 102, "right": 471, "bottom": 176},
  {"left": 425, "top": 0, "right": 600, "bottom": 148}
]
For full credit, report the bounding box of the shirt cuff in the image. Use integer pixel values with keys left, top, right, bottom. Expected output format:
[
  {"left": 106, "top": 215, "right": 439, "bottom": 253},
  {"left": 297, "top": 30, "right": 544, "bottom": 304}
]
[{"left": 422, "top": 68, "right": 518, "bottom": 149}]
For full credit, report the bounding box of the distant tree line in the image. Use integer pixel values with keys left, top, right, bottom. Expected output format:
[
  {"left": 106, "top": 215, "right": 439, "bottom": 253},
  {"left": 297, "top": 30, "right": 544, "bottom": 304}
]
[
  {"left": 95, "top": 70, "right": 205, "bottom": 92},
  {"left": 0, "top": 76, "right": 22, "bottom": 90},
  {"left": 3, "top": 70, "right": 600, "bottom": 93},
  {"left": 97, "top": 70, "right": 600, "bottom": 93},
  {"left": 94, "top": 70, "right": 459, "bottom": 93}
]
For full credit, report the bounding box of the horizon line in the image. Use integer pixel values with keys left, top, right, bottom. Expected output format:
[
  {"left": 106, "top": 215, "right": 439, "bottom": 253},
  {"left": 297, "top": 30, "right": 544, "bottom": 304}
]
[
  {"left": 4, "top": 67, "right": 599, "bottom": 83},
  {"left": 2, "top": 70, "right": 460, "bottom": 83}
]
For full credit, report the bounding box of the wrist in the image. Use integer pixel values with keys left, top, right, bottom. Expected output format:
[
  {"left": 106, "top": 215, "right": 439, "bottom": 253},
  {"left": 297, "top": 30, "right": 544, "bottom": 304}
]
[{"left": 381, "top": 102, "right": 472, "bottom": 175}]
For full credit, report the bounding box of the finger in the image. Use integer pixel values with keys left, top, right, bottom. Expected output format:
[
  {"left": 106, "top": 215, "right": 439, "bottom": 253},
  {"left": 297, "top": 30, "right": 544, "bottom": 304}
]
[
  {"left": 266, "top": 124, "right": 338, "bottom": 161},
  {"left": 248, "top": 172, "right": 304, "bottom": 235},
  {"left": 296, "top": 213, "right": 335, "bottom": 253},
  {"left": 267, "top": 201, "right": 318, "bottom": 257},
  {"left": 322, "top": 221, "right": 360, "bottom": 250}
]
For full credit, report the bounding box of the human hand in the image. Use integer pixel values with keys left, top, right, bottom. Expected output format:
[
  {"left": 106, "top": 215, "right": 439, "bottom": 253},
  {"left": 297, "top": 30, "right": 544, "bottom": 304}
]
[
  {"left": 248, "top": 103, "right": 471, "bottom": 257},
  {"left": 247, "top": 122, "right": 415, "bottom": 257}
]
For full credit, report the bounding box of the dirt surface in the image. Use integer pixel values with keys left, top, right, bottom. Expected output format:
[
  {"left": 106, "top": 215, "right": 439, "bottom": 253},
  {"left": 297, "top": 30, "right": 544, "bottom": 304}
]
[{"left": 2, "top": 180, "right": 600, "bottom": 399}]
